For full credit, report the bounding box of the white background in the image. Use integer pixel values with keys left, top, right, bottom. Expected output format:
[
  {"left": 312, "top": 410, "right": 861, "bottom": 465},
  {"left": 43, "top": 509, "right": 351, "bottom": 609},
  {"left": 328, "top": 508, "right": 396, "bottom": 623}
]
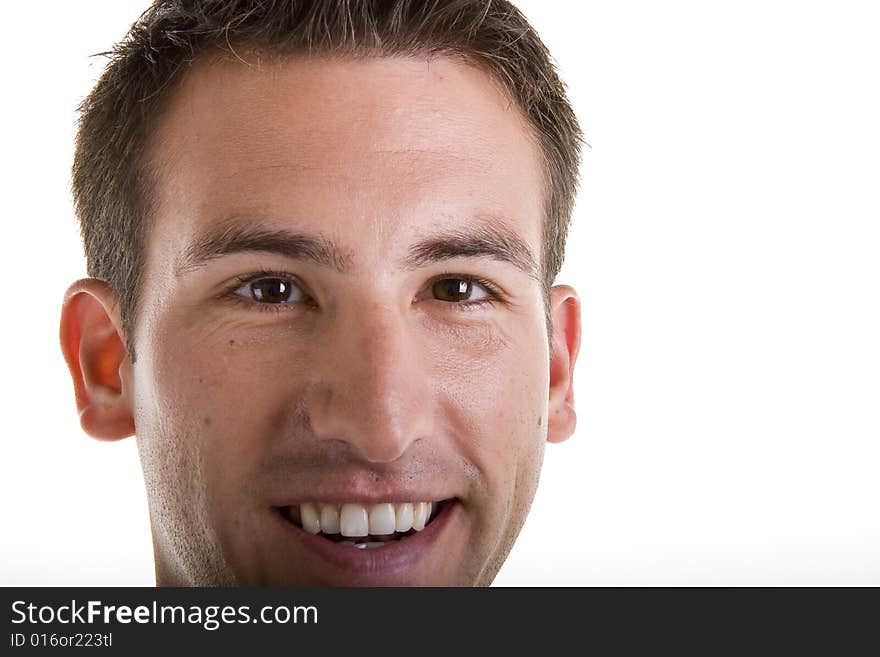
[{"left": 1, "top": 1, "right": 878, "bottom": 586}]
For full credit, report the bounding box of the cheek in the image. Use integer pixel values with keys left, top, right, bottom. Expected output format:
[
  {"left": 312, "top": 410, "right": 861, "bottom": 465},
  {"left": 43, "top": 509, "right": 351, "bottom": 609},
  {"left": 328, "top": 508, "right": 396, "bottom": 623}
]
[
  {"left": 153, "top": 321, "right": 304, "bottom": 445},
  {"left": 134, "top": 319, "right": 307, "bottom": 515},
  {"left": 433, "top": 317, "right": 550, "bottom": 494}
]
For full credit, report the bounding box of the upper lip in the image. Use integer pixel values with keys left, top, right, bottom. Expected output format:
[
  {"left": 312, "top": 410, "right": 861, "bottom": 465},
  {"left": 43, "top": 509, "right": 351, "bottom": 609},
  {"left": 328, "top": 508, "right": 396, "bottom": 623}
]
[{"left": 271, "top": 491, "right": 457, "bottom": 507}]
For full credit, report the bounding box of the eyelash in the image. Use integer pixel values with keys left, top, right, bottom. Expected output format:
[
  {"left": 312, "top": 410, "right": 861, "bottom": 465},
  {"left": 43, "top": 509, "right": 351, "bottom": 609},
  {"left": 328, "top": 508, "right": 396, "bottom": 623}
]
[
  {"left": 221, "top": 269, "right": 506, "bottom": 314},
  {"left": 428, "top": 272, "right": 506, "bottom": 311}
]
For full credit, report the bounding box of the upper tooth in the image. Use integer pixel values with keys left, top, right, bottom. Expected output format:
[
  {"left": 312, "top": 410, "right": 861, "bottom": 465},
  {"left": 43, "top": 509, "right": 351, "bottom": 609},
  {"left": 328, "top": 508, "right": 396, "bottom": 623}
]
[
  {"left": 412, "top": 502, "right": 429, "bottom": 531},
  {"left": 299, "top": 501, "right": 439, "bottom": 535},
  {"left": 320, "top": 505, "right": 340, "bottom": 534},
  {"left": 301, "top": 502, "right": 321, "bottom": 534},
  {"left": 340, "top": 503, "right": 369, "bottom": 537},
  {"left": 368, "top": 503, "right": 396, "bottom": 535},
  {"left": 395, "top": 503, "right": 414, "bottom": 532}
]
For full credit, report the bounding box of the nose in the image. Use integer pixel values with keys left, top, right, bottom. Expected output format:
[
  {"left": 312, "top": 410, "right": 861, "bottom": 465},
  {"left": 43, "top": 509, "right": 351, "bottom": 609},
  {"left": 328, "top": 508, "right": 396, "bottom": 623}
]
[{"left": 304, "top": 300, "right": 434, "bottom": 463}]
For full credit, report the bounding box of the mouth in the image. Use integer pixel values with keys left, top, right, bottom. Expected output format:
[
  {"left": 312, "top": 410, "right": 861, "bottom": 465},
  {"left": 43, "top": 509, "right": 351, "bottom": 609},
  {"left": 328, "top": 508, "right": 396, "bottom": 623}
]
[{"left": 275, "top": 500, "right": 449, "bottom": 549}]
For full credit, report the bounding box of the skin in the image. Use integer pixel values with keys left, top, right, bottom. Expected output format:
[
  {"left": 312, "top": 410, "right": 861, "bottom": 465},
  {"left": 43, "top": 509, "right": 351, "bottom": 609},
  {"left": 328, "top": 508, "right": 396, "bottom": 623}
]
[{"left": 60, "top": 55, "right": 581, "bottom": 586}]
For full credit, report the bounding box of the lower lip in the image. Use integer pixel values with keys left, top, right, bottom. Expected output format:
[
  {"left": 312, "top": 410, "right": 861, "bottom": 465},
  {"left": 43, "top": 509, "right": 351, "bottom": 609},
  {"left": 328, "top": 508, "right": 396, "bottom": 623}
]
[{"left": 271, "top": 500, "right": 458, "bottom": 580}]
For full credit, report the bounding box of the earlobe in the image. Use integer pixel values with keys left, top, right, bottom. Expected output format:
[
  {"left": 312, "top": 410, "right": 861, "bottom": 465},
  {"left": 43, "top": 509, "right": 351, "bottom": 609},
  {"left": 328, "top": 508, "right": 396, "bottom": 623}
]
[
  {"left": 546, "top": 285, "right": 582, "bottom": 444},
  {"left": 59, "top": 279, "right": 135, "bottom": 441}
]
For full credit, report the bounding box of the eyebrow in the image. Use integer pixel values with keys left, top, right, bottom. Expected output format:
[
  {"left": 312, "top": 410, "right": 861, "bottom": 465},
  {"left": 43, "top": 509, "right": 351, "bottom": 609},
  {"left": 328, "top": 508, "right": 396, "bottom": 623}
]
[
  {"left": 176, "top": 224, "right": 353, "bottom": 275},
  {"left": 401, "top": 222, "right": 538, "bottom": 278},
  {"left": 176, "top": 216, "right": 539, "bottom": 279}
]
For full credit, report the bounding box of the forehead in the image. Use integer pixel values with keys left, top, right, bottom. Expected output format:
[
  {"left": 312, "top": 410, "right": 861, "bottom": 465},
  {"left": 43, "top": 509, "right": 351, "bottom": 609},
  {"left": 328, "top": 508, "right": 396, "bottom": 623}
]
[{"left": 148, "top": 54, "right": 545, "bottom": 269}]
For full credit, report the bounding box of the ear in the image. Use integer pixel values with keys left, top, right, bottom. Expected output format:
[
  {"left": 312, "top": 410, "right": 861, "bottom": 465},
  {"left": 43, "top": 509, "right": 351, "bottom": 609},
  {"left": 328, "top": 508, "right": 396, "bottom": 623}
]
[
  {"left": 59, "top": 278, "right": 135, "bottom": 441},
  {"left": 546, "top": 285, "right": 582, "bottom": 444}
]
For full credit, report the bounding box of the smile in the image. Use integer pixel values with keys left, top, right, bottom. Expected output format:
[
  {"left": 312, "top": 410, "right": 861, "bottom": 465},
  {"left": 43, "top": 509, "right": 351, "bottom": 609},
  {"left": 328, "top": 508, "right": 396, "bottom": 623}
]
[{"left": 278, "top": 501, "right": 446, "bottom": 548}]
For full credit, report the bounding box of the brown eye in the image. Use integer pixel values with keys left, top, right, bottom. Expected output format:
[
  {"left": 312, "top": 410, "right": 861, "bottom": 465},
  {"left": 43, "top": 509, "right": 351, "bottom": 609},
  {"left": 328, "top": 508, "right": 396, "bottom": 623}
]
[
  {"left": 431, "top": 278, "right": 491, "bottom": 303},
  {"left": 233, "top": 277, "right": 304, "bottom": 304}
]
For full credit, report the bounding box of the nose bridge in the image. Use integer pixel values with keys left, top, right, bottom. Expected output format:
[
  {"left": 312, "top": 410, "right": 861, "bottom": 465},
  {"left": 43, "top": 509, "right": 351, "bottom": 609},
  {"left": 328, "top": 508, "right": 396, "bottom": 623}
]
[{"left": 306, "top": 298, "right": 432, "bottom": 463}]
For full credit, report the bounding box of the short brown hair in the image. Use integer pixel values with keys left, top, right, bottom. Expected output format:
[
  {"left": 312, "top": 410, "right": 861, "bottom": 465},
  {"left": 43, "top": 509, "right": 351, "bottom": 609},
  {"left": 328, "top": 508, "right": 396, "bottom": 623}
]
[{"left": 73, "top": 0, "right": 584, "bottom": 359}]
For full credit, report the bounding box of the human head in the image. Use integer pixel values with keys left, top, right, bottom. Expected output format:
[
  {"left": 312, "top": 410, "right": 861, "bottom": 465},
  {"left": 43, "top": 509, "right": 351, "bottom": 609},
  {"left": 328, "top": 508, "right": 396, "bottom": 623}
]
[{"left": 61, "top": 0, "right": 583, "bottom": 585}]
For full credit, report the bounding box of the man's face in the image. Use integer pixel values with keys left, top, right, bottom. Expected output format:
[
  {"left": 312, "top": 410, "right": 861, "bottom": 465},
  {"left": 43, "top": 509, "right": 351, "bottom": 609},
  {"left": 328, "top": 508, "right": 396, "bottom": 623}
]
[{"left": 128, "top": 55, "right": 560, "bottom": 585}]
